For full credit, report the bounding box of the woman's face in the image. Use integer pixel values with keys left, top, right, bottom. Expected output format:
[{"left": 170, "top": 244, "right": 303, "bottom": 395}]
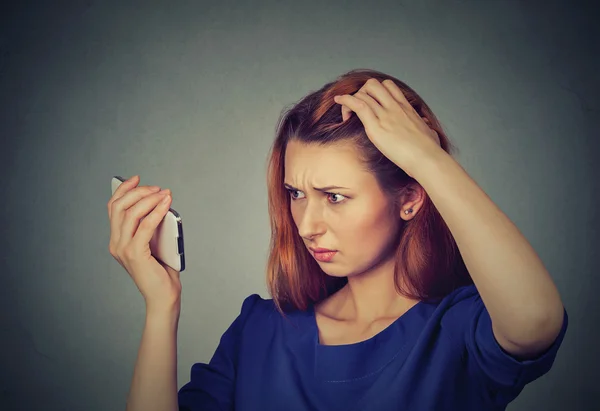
[{"left": 284, "top": 140, "right": 405, "bottom": 278}]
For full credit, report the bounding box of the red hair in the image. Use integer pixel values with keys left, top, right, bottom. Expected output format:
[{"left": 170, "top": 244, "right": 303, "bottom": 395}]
[{"left": 265, "top": 68, "right": 472, "bottom": 314}]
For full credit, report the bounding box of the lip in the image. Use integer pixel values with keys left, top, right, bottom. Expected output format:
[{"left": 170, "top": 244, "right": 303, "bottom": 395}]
[
  {"left": 310, "top": 249, "right": 337, "bottom": 262},
  {"left": 310, "top": 247, "right": 336, "bottom": 253}
]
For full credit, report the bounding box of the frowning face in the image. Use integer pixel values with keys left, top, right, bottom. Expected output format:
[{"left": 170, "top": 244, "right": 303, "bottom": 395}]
[{"left": 284, "top": 140, "right": 403, "bottom": 279}]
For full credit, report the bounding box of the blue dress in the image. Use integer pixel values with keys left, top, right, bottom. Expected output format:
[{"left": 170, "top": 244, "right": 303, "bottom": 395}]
[{"left": 178, "top": 284, "right": 568, "bottom": 410}]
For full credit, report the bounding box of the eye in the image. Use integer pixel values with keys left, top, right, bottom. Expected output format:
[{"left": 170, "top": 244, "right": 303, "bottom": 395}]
[
  {"left": 287, "top": 188, "right": 303, "bottom": 200},
  {"left": 286, "top": 189, "right": 347, "bottom": 205},
  {"left": 327, "top": 192, "right": 346, "bottom": 204}
]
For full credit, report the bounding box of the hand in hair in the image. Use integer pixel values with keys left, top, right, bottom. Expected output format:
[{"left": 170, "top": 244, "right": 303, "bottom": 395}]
[{"left": 333, "top": 78, "right": 441, "bottom": 178}]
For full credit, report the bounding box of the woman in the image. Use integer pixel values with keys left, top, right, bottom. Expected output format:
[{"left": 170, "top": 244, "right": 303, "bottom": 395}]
[{"left": 112, "top": 69, "right": 568, "bottom": 411}]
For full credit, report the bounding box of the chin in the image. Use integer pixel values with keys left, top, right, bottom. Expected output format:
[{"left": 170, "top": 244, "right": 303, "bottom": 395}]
[
  {"left": 318, "top": 265, "right": 352, "bottom": 279},
  {"left": 322, "top": 271, "right": 348, "bottom": 278}
]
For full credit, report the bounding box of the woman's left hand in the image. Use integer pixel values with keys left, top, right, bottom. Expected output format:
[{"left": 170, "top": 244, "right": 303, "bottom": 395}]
[{"left": 334, "top": 78, "right": 442, "bottom": 178}]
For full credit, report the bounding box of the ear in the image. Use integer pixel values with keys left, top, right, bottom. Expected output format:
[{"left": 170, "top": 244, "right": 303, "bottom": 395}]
[{"left": 399, "top": 184, "right": 426, "bottom": 221}]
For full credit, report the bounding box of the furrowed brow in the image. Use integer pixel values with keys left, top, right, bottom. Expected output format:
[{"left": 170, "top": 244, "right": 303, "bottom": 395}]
[{"left": 284, "top": 183, "right": 350, "bottom": 192}]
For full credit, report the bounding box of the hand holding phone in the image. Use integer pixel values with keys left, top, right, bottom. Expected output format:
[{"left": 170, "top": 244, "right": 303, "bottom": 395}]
[{"left": 108, "top": 175, "right": 186, "bottom": 311}]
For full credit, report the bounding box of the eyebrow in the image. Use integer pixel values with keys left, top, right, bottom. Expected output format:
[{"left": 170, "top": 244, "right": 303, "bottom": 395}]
[{"left": 284, "top": 183, "right": 350, "bottom": 192}]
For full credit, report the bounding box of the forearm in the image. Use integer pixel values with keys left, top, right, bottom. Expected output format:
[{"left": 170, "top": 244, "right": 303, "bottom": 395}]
[
  {"left": 412, "top": 149, "right": 564, "bottom": 348},
  {"left": 126, "top": 308, "right": 181, "bottom": 411}
]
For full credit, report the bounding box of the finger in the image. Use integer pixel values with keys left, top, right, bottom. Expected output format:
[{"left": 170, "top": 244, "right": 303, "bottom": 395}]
[
  {"left": 361, "top": 78, "right": 401, "bottom": 112},
  {"left": 334, "top": 95, "right": 378, "bottom": 130},
  {"left": 110, "top": 186, "right": 162, "bottom": 249},
  {"left": 341, "top": 103, "right": 352, "bottom": 122},
  {"left": 342, "top": 92, "right": 370, "bottom": 122},
  {"left": 381, "top": 82, "right": 439, "bottom": 143},
  {"left": 341, "top": 80, "right": 373, "bottom": 122},
  {"left": 108, "top": 175, "right": 139, "bottom": 219},
  {"left": 353, "top": 91, "right": 384, "bottom": 118},
  {"left": 381, "top": 79, "right": 420, "bottom": 118},
  {"left": 341, "top": 78, "right": 396, "bottom": 122},
  {"left": 119, "top": 189, "right": 171, "bottom": 247},
  {"left": 130, "top": 192, "right": 172, "bottom": 251}
]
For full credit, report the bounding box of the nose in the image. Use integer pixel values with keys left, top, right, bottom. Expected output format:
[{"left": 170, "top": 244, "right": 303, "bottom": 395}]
[{"left": 295, "top": 202, "right": 326, "bottom": 240}]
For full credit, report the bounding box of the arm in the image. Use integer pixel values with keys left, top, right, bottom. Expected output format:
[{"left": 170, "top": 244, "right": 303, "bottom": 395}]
[
  {"left": 125, "top": 307, "right": 181, "bottom": 411},
  {"left": 412, "top": 148, "right": 565, "bottom": 359}
]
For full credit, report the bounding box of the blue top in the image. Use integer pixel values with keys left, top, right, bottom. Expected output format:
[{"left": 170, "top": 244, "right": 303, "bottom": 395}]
[{"left": 178, "top": 284, "right": 568, "bottom": 411}]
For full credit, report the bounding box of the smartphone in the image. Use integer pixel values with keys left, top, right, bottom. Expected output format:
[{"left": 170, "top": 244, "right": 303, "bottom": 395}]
[{"left": 111, "top": 176, "right": 186, "bottom": 272}]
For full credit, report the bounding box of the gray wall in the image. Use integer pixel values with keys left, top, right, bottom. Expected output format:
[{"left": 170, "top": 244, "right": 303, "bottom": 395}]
[{"left": 1, "top": 1, "right": 597, "bottom": 410}]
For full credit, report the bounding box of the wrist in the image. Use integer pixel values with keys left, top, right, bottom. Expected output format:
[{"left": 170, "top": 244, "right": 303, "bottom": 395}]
[
  {"left": 407, "top": 145, "right": 448, "bottom": 181},
  {"left": 146, "top": 302, "right": 181, "bottom": 325}
]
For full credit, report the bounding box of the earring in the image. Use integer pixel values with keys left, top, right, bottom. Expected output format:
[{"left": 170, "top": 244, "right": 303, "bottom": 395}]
[{"left": 404, "top": 208, "right": 413, "bottom": 215}]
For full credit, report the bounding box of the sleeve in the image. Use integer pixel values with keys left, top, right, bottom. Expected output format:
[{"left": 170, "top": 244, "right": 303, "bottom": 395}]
[
  {"left": 464, "top": 293, "right": 568, "bottom": 405},
  {"left": 177, "top": 294, "right": 262, "bottom": 411}
]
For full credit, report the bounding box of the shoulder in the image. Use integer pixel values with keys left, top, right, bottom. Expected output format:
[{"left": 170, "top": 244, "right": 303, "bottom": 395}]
[
  {"left": 426, "top": 284, "right": 482, "bottom": 336},
  {"left": 237, "top": 293, "right": 277, "bottom": 319},
  {"left": 428, "top": 283, "right": 480, "bottom": 315},
  {"left": 235, "top": 293, "right": 312, "bottom": 340},
  {"left": 234, "top": 293, "right": 286, "bottom": 331}
]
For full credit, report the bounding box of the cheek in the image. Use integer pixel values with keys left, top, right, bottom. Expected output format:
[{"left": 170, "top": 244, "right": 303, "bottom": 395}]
[{"left": 340, "top": 208, "right": 395, "bottom": 254}]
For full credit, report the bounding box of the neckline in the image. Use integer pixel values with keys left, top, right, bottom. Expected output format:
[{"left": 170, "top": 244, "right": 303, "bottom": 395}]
[
  {"left": 305, "top": 298, "right": 430, "bottom": 383},
  {"left": 309, "top": 299, "right": 425, "bottom": 348}
]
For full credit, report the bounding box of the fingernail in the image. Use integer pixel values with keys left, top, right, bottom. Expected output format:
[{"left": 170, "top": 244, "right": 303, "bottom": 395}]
[{"left": 128, "top": 175, "right": 138, "bottom": 181}]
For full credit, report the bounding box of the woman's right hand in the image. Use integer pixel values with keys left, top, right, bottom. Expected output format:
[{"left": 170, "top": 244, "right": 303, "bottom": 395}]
[{"left": 107, "top": 175, "right": 182, "bottom": 313}]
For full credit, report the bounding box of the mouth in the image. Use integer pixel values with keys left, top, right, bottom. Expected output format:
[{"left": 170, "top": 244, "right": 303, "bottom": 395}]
[
  {"left": 309, "top": 247, "right": 336, "bottom": 253},
  {"left": 309, "top": 248, "right": 338, "bottom": 262}
]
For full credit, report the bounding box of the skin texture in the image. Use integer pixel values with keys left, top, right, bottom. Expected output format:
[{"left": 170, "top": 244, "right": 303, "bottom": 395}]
[{"left": 284, "top": 139, "right": 425, "bottom": 343}]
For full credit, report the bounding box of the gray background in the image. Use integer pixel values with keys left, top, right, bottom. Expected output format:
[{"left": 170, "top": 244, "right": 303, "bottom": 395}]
[{"left": 1, "top": 0, "right": 597, "bottom": 410}]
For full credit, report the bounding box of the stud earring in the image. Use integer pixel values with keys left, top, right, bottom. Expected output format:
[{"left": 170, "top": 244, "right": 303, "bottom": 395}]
[{"left": 404, "top": 208, "right": 413, "bottom": 215}]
